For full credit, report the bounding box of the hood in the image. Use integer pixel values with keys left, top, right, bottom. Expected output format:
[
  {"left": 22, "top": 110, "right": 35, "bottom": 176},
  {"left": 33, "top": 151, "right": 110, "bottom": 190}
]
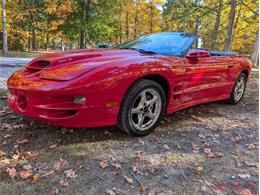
[{"left": 25, "top": 49, "right": 150, "bottom": 81}]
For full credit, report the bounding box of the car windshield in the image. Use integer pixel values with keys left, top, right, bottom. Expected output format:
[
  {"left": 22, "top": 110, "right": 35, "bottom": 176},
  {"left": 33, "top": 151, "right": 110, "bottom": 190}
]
[{"left": 118, "top": 32, "right": 196, "bottom": 56}]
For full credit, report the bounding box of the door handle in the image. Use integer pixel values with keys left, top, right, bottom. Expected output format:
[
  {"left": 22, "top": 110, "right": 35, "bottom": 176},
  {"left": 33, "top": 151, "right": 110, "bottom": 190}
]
[{"left": 228, "top": 65, "right": 234, "bottom": 68}]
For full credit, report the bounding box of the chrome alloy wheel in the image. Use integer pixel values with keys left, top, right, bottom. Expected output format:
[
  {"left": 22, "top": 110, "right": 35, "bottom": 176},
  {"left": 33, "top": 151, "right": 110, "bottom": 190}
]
[
  {"left": 234, "top": 76, "right": 245, "bottom": 101},
  {"left": 130, "top": 88, "right": 162, "bottom": 131}
]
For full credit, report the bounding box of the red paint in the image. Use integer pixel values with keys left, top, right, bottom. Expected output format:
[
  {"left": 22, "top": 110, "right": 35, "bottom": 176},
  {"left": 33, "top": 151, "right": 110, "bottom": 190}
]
[{"left": 7, "top": 48, "right": 251, "bottom": 128}]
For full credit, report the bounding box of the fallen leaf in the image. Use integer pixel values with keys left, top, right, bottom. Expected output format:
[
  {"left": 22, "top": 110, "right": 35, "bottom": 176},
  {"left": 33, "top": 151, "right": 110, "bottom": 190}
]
[
  {"left": 4, "top": 134, "right": 12, "bottom": 139},
  {"left": 65, "top": 169, "right": 77, "bottom": 178},
  {"left": 215, "top": 152, "right": 224, "bottom": 157},
  {"left": 105, "top": 189, "right": 116, "bottom": 195},
  {"left": 111, "top": 163, "right": 121, "bottom": 169},
  {"left": 20, "top": 170, "right": 32, "bottom": 179},
  {"left": 237, "top": 173, "right": 251, "bottom": 179},
  {"left": 49, "top": 144, "right": 57, "bottom": 149},
  {"left": 147, "top": 191, "right": 154, "bottom": 195},
  {"left": 191, "top": 142, "right": 198, "bottom": 150},
  {"left": 12, "top": 154, "right": 20, "bottom": 160},
  {"left": 6, "top": 167, "right": 16, "bottom": 179},
  {"left": 99, "top": 160, "right": 108, "bottom": 169},
  {"left": 124, "top": 175, "right": 133, "bottom": 185},
  {"left": 51, "top": 187, "right": 59, "bottom": 195},
  {"left": 135, "top": 150, "right": 144, "bottom": 160},
  {"left": 231, "top": 135, "right": 242, "bottom": 142},
  {"left": 204, "top": 148, "right": 211, "bottom": 154},
  {"left": 198, "top": 134, "right": 206, "bottom": 139},
  {"left": 60, "top": 179, "right": 69, "bottom": 187},
  {"left": 13, "top": 144, "right": 19, "bottom": 150},
  {"left": 191, "top": 142, "right": 199, "bottom": 153},
  {"left": 0, "top": 111, "right": 7, "bottom": 116},
  {"left": 2, "top": 123, "right": 12, "bottom": 130},
  {"left": 245, "top": 144, "right": 256, "bottom": 150},
  {"left": 104, "top": 130, "right": 111, "bottom": 136},
  {"left": 0, "top": 150, "right": 6, "bottom": 157},
  {"left": 16, "top": 138, "right": 29, "bottom": 144},
  {"left": 27, "top": 151, "right": 39, "bottom": 158},
  {"left": 236, "top": 160, "right": 242, "bottom": 167},
  {"left": 0, "top": 158, "right": 11, "bottom": 166},
  {"left": 195, "top": 166, "right": 203, "bottom": 176},
  {"left": 139, "top": 185, "right": 146, "bottom": 193},
  {"left": 244, "top": 161, "right": 258, "bottom": 167},
  {"left": 61, "top": 128, "right": 68, "bottom": 134},
  {"left": 207, "top": 152, "right": 224, "bottom": 158},
  {"left": 23, "top": 164, "right": 32, "bottom": 171},
  {"left": 53, "top": 161, "right": 61, "bottom": 171},
  {"left": 163, "top": 144, "right": 170, "bottom": 150},
  {"left": 0, "top": 140, "right": 7, "bottom": 146},
  {"left": 138, "top": 138, "right": 144, "bottom": 145},
  {"left": 33, "top": 173, "right": 40, "bottom": 182}
]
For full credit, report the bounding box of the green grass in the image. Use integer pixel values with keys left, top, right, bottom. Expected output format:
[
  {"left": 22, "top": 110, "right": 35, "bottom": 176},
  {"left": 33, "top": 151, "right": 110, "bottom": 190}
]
[{"left": 0, "top": 51, "right": 54, "bottom": 58}]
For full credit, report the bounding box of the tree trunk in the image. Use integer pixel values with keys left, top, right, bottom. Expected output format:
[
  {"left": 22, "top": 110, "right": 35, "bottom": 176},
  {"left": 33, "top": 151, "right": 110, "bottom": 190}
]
[
  {"left": 79, "top": 0, "right": 91, "bottom": 49},
  {"left": 224, "top": 0, "right": 236, "bottom": 51},
  {"left": 149, "top": 0, "right": 154, "bottom": 33},
  {"left": 133, "top": 9, "right": 138, "bottom": 38},
  {"left": 251, "top": 31, "right": 259, "bottom": 67},
  {"left": 119, "top": 20, "right": 122, "bottom": 44},
  {"left": 28, "top": 37, "right": 31, "bottom": 51},
  {"left": 2, "top": 0, "right": 8, "bottom": 56},
  {"left": 45, "top": 32, "right": 49, "bottom": 51},
  {"left": 32, "top": 28, "right": 36, "bottom": 50},
  {"left": 211, "top": 0, "right": 223, "bottom": 50},
  {"left": 194, "top": 0, "right": 201, "bottom": 48},
  {"left": 194, "top": 18, "right": 200, "bottom": 48},
  {"left": 79, "top": 29, "right": 85, "bottom": 49},
  {"left": 125, "top": 10, "right": 129, "bottom": 40}
]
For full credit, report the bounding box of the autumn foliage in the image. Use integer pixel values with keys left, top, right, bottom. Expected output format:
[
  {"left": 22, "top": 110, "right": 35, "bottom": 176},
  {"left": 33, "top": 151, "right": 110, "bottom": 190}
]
[{"left": 0, "top": 0, "right": 258, "bottom": 55}]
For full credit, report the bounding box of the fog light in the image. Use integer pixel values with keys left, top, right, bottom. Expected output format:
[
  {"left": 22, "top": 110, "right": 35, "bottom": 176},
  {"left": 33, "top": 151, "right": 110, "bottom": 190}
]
[
  {"left": 17, "top": 95, "right": 28, "bottom": 110},
  {"left": 73, "top": 96, "right": 86, "bottom": 105}
]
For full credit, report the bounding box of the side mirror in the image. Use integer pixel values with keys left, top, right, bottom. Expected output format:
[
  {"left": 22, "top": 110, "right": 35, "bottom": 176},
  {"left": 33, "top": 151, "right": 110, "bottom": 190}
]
[{"left": 186, "top": 49, "right": 210, "bottom": 58}]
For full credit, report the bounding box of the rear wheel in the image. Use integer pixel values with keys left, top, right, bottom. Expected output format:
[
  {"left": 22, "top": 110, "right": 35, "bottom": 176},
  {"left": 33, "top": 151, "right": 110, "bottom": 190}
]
[
  {"left": 227, "top": 73, "right": 247, "bottom": 104},
  {"left": 118, "top": 79, "right": 166, "bottom": 136}
]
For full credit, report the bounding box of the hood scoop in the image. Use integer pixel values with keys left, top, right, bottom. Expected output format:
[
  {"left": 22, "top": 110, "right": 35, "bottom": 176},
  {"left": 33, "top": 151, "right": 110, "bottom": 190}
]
[{"left": 27, "top": 60, "right": 51, "bottom": 70}]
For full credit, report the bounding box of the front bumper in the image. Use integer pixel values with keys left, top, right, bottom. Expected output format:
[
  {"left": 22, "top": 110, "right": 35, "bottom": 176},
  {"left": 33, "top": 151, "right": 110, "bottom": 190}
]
[{"left": 7, "top": 88, "right": 119, "bottom": 128}]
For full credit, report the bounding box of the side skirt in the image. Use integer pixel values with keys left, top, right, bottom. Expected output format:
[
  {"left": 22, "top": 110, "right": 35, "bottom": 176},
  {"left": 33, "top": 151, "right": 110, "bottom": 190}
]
[{"left": 166, "top": 94, "right": 230, "bottom": 114}]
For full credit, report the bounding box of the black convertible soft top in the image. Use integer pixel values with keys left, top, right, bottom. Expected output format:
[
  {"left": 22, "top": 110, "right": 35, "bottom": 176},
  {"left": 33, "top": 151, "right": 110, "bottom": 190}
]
[
  {"left": 194, "top": 48, "right": 239, "bottom": 56},
  {"left": 210, "top": 51, "right": 239, "bottom": 56}
]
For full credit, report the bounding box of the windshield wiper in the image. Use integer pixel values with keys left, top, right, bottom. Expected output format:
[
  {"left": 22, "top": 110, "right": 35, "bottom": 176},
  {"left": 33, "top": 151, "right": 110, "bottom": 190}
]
[
  {"left": 134, "top": 48, "right": 157, "bottom": 54},
  {"left": 121, "top": 47, "right": 157, "bottom": 54}
]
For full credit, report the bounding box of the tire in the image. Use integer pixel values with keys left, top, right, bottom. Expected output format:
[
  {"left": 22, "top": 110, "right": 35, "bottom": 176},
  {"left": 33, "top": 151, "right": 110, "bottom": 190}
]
[
  {"left": 227, "top": 73, "right": 247, "bottom": 104},
  {"left": 118, "top": 79, "right": 166, "bottom": 136}
]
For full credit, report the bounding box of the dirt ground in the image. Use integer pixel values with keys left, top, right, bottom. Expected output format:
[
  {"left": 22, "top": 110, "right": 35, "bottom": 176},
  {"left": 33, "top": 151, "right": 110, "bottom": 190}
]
[{"left": 0, "top": 71, "right": 258, "bottom": 195}]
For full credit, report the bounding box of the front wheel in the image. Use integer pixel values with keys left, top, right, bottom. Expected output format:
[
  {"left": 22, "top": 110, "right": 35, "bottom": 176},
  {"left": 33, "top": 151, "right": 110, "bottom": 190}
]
[
  {"left": 118, "top": 79, "right": 166, "bottom": 136},
  {"left": 227, "top": 73, "right": 247, "bottom": 104}
]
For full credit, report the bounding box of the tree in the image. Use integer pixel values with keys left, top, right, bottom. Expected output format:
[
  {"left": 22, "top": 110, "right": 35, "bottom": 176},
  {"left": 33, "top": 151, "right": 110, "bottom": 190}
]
[
  {"left": 44, "top": 0, "right": 73, "bottom": 50},
  {"left": 2, "top": 0, "right": 8, "bottom": 56},
  {"left": 2, "top": 0, "right": 258, "bottom": 54},
  {"left": 251, "top": 30, "right": 259, "bottom": 67},
  {"left": 224, "top": 0, "right": 237, "bottom": 51},
  {"left": 211, "top": 0, "right": 223, "bottom": 50}
]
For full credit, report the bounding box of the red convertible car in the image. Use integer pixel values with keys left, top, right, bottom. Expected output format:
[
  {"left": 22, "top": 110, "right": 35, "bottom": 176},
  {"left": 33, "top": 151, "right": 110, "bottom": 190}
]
[{"left": 7, "top": 32, "right": 251, "bottom": 136}]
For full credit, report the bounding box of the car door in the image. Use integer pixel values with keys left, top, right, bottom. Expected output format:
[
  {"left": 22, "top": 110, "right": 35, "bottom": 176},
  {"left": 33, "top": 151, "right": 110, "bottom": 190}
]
[
  {"left": 159, "top": 56, "right": 188, "bottom": 113},
  {"left": 184, "top": 52, "right": 231, "bottom": 103}
]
